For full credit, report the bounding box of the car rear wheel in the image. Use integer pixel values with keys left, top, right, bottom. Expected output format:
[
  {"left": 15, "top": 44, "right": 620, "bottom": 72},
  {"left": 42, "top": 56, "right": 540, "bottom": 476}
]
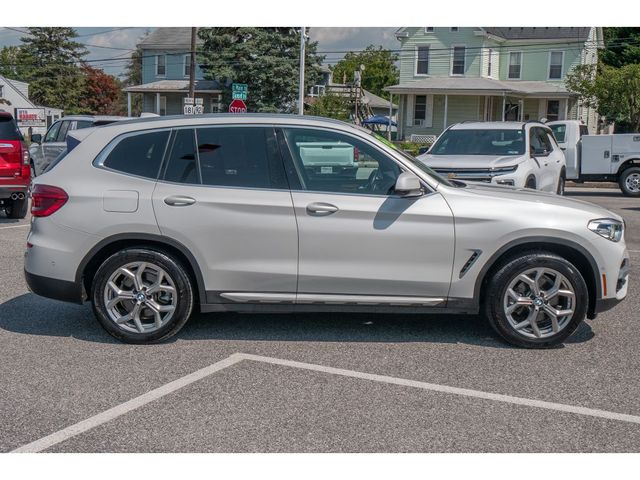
[
  {"left": 619, "top": 167, "right": 640, "bottom": 197},
  {"left": 91, "top": 248, "right": 194, "bottom": 344},
  {"left": 5, "top": 197, "right": 28, "bottom": 219},
  {"left": 484, "top": 251, "right": 588, "bottom": 348}
]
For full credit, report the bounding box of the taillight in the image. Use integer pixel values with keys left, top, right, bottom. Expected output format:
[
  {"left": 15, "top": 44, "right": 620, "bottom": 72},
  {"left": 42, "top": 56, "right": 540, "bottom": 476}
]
[
  {"left": 31, "top": 184, "right": 68, "bottom": 217},
  {"left": 22, "top": 143, "right": 29, "bottom": 165}
]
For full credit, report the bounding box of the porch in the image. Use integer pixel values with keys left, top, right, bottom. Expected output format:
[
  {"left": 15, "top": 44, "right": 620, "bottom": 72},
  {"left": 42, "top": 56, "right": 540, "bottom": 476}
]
[{"left": 124, "top": 80, "right": 223, "bottom": 116}]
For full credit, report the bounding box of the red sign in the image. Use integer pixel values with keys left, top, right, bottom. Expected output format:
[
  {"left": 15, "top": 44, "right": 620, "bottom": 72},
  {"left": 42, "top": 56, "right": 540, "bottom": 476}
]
[{"left": 228, "top": 99, "right": 247, "bottom": 113}]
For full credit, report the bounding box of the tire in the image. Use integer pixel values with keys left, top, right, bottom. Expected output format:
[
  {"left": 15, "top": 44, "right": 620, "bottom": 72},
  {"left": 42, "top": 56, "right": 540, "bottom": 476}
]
[
  {"left": 619, "top": 166, "right": 640, "bottom": 197},
  {"left": 525, "top": 176, "right": 537, "bottom": 190},
  {"left": 91, "top": 248, "right": 194, "bottom": 344},
  {"left": 556, "top": 173, "right": 565, "bottom": 196},
  {"left": 484, "top": 251, "right": 588, "bottom": 348},
  {"left": 5, "top": 197, "right": 28, "bottom": 219}
]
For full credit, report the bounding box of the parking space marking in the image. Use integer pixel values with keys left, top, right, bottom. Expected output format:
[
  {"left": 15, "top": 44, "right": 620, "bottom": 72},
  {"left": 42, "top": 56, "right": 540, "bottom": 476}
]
[
  {"left": 12, "top": 352, "right": 640, "bottom": 453},
  {"left": 11, "top": 354, "right": 244, "bottom": 453},
  {"left": 0, "top": 224, "right": 29, "bottom": 230}
]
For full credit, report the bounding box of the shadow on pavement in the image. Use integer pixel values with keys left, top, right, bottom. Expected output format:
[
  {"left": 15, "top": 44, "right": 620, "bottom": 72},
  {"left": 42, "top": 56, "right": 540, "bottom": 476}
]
[
  {"left": 0, "top": 293, "right": 595, "bottom": 349},
  {"left": 566, "top": 190, "right": 622, "bottom": 197}
]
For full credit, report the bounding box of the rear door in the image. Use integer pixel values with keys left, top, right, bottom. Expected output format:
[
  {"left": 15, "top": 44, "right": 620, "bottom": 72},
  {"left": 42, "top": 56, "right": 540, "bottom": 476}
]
[{"left": 152, "top": 125, "right": 298, "bottom": 305}]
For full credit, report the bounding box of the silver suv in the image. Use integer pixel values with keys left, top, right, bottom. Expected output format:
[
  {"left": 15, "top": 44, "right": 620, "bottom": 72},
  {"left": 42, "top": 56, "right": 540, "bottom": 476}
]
[{"left": 24, "top": 115, "right": 630, "bottom": 348}]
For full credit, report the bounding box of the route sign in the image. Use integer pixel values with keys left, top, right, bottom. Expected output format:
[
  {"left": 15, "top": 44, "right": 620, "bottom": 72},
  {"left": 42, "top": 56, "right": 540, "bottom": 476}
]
[
  {"left": 232, "top": 83, "right": 248, "bottom": 101},
  {"left": 228, "top": 99, "right": 247, "bottom": 113}
]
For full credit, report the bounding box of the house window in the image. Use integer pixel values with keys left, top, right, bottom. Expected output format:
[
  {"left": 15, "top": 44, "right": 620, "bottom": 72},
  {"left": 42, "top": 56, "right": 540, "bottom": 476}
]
[
  {"left": 0, "top": 85, "right": 3, "bottom": 97},
  {"left": 184, "top": 55, "right": 191, "bottom": 77},
  {"left": 414, "top": 95, "right": 427, "bottom": 124},
  {"left": 425, "top": 27, "right": 434, "bottom": 32},
  {"left": 508, "top": 52, "right": 522, "bottom": 79},
  {"left": 450, "top": 27, "right": 458, "bottom": 32},
  {"left": 546, "top": 100, "right": 560, "bottom": 122},
  {"left": 156, "top": 55, "right": 166, "bottom": 76},
  {"left": 549, "top": 51, "right": 564, "bottom": 79},
  {"left": 160, "top": 96, "right": 167, "bottom": 116},
  {"left": 451, "top": 46, "right": 465, "bottom": 75},
  {"left": 416, "top": 46, "right": 429, "bottom": 75},
  {"left": 487, "top": 49, "right": 492, "bottom": 77}
]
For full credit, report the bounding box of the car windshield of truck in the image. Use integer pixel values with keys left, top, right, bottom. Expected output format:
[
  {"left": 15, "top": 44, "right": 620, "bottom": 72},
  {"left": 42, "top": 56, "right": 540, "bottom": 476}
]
[
  {"left": 429, "top": 129, "right": 525, "bottom": 156},
  {"left": 550, "top": 124, "right": 566, "bottom": 143}
]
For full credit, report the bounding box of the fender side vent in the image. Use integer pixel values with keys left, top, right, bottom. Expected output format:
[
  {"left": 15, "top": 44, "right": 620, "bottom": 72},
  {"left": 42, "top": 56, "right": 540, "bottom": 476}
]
[{"left": 459, "top": 250, "right": 482, "bottom": 278}]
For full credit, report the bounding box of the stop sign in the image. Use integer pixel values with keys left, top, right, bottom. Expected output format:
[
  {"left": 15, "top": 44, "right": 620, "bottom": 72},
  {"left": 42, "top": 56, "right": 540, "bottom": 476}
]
[{"left": 228, "top": 99, "right": 247, "bottom": 113}]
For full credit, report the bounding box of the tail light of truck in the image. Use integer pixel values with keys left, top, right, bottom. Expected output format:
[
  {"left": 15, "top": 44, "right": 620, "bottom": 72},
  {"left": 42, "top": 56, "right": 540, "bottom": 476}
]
[
  {"left": 31, "top": 184, "right": 68, "bottom": 217},
  {"left": 22, "top": 143, "right": 29, "bottom": 165}
]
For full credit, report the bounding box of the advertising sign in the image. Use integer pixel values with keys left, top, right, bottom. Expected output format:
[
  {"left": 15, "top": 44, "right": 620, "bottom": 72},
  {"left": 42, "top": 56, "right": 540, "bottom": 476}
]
[{"left": 14, "top": 108, "right": 46, "bottom": 127}]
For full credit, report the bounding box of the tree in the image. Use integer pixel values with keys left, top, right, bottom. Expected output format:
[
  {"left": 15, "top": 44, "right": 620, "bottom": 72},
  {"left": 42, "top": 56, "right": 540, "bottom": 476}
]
[
  {"left": 120, "top": 32, "right": 149, "bottom": 116},
  {"left": 331, "top": 45, "right": 399, "bottom": 100},
  {"left": 566, "top": 63, "right": 640, "bottom": 132},
  {"left": 198, "top": 27, "right": 324, "bottom": 112},
  {"left": 20, "top": 27, "right": 87, "bottom": 112},
  {"left": 78, "top": 64, "right": 124, "bottom": 115},
  {"left": 0, "top": 46, "right": 33, "bottom": 81},
  {"left": 601, "top": 27, "right": 640, "bottom": 67},
  {"left": 308, "top": 92, "right": 351, "bottom": 121}
]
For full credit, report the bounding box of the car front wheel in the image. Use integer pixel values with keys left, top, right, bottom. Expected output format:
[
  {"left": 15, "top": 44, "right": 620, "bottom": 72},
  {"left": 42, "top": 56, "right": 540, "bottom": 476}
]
[
  {"left": 484, "top": 251, "right": 588, "bottom": 348},
  {"left": 91, "top": 248, "right": 194, "bottom": 344}
]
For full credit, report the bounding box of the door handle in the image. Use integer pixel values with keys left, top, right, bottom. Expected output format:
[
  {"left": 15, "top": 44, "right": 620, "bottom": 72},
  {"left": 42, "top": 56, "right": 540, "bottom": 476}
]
[
  {"left": 306, "top": 202, "right": 339, "bottom": 216},
  {"left": 164, "top": 195, "right": 196, "bottom": 206}
]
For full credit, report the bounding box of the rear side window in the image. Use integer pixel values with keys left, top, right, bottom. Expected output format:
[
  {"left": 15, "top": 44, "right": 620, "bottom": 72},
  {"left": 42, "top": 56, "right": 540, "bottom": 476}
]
[
  {"left": 550, "top": 124, "right": 566, "bottom": 143},
  {"left": 164, "top": 128, "right": 199, "bottom": 184},
  {"left": 75, "top": 120, "right": 93, "bottom": 130},
  {"left": 0, "top": 116, "right": 23, "bottom": 140},
  {"left": 101, "top": 130, "right": 170, "bottom": 179}
]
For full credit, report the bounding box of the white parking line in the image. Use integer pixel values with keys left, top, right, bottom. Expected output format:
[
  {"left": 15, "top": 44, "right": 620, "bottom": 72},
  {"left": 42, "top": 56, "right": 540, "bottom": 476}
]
[
  {"left": 0, "top": 224, "right": 29, "bottom": 230},
  {"left": 12, "top": 352, "right": 640, "bottom": 453}
]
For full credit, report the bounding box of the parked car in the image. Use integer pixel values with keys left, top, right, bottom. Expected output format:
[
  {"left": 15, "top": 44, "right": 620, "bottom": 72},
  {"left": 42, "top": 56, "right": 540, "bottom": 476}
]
[
  {"left": 29, "top": 115, "right": 127, "bottom": 176},
  {"left": 547, "top": 120, "right": 640, "bottom": 197},
  {"left": 0, "top": 112, "right": 30, "bottom": 219},
  {"left": 417, "top": 121, "right": 566, "bottom": 194},
  {"left": 24, "top": 114, "right": 629, "bottom": 348}
]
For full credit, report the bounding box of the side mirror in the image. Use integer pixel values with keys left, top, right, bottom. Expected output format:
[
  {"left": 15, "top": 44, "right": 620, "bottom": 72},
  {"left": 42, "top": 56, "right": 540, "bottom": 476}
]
[
  {"left": 31, "top": 133, "right": 42, "bottom": 144},
  {"left": 395, "top": 172, "right": 423, "bottom": 197}
]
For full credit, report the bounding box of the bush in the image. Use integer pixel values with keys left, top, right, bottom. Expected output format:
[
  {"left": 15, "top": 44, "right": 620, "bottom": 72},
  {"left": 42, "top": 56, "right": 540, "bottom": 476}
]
[{"left": 394, "top": 141, "right": 433, "bottom": 156}]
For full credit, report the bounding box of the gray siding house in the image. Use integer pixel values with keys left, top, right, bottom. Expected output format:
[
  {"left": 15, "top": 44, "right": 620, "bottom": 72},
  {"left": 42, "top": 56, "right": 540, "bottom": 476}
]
[
  {"left": 124, "top": 28, "right": 222, "bottom": 116},
  {"left": 386, "top": 27, "right": 603, "bottom": 140}
]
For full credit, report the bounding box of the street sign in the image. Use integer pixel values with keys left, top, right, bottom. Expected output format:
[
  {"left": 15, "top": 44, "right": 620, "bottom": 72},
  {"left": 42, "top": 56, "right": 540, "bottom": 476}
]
[
  {"left": 228, "top": 99, "right": 247, "bottom": 113},
  {"left": 232, "top": 83, "right": 248, "bottom": 101},
  {"left": 183, "top": 104, "right": 204, "bottom": 115}
]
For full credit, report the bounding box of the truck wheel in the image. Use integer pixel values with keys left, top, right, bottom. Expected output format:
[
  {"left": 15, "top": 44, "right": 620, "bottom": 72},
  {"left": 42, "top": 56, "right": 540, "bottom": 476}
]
[
  {"left": 525, "top": 176, "right": 537, "bottom": 190},
  {"left": 6, "top": 198, "right": 28, "bottom": 219},
  {"left": 619, "top": 167, "right": 640, "bottom": 197}
]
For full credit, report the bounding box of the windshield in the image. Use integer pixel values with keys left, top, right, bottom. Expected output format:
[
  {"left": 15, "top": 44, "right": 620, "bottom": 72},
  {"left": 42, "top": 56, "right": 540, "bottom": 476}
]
[
  {"left": 366, "top": 130, "right": 453, "bottom": 187},
  {"left": 550, "top": 124, "right": 566, "bottom": 143},
  {"left": 430, "top": 129, "right": 525, "bottom": 156}
]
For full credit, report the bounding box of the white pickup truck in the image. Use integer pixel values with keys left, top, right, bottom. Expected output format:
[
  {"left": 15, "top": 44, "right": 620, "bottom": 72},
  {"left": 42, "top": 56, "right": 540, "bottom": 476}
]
[{"left": 547, "top": 120, "right": 640, "bottom": 196}]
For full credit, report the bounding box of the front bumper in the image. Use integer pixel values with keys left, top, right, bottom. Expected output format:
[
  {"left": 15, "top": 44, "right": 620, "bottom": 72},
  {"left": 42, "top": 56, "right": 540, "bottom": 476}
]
[{"left": 24, "top": 269, "right": 84, "bottom": 304}]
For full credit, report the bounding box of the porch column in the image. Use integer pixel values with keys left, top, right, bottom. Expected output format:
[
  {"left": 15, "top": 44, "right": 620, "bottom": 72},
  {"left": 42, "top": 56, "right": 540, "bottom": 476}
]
[
  {"left": 519, "top": 98, "right": 524, "bottom": 122},
  {"left": 388, "top": 92, "right": 393, "bottom": 141},
  {"left": 501, "top": 93, "right": 506, "bottom": 121},
  {"left": 443, "top": 94, "right": 449, "bottom": 131},
  {"left": 563, "top": 98, "right": 569, "bottom": 120},
  {"left": 127, "top": 92, "right": 132, "bottom": 117},
  {"left": 156, "top": 92, "right": 161, "bottom": 115},
  {"left": 483, "top": 96, "right": 489, "bottom": 121}
]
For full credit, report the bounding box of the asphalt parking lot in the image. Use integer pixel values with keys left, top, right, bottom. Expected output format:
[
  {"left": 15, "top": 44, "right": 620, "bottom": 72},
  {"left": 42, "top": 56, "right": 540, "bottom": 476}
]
[{"left": 1, "top": 186, "right": 639, "bottom": 453}]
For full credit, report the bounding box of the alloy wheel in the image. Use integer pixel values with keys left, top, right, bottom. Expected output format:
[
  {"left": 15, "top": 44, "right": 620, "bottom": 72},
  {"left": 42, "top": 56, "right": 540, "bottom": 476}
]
[
  {"left": 625, "top": 173, "right": 640, "bottom": 193},
  {"left": 103, "top": 261, "right": 177, "bottom": 334},
  {"left": 503, "top": 267, "right": 576, "bottom": 339}
]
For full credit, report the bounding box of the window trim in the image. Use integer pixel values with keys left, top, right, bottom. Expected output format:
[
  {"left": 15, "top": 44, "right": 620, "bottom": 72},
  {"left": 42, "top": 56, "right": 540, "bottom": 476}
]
[
  {"left": 450, "top": 44, "right": 466, "bottom": 76},
  {"left": 155, "top": 54, "right": 167, "bottom": 77},
  {"left": 547, "top": 50, "right": 564, "bottom": 80},
  {"left": 507, "top": 51, "right": 523, "bottom": 80},
  {"left": 414, "top": 95, "right": 428, "bottom": 124},
  {"left": 414, "top": 44, "right": 430, "bottom": 76}
]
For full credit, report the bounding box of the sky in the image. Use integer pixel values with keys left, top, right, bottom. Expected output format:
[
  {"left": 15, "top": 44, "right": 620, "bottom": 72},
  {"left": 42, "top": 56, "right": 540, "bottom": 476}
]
[{"left": 0, "top": 27, "right": 400, "bottom": 78}]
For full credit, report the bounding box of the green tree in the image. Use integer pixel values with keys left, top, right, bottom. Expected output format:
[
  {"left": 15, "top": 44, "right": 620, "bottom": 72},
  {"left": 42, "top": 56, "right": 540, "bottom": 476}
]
[
  {"left": 20, "top": 27, "right": 87, "bottom": 113},
  {"left": 0, "top": 45, "right": 33, "bottom": 80},
  {"left": 198, "top": 27, "right": 324, "bottom": 112},
  {"left": 601, "top": 27, "right": 640, "bottom": 67},
  {"left": 308, "top": 92, "right": 351, "bottom": 121},
  {"left": 120, "top": 32, "right": 149, "bottom": 116},
  {"left": 566, "top": 63, "right": 640, "bottom": 132},
  {"left": 331, "top": 45, "right": 399, "bottom": 100}
]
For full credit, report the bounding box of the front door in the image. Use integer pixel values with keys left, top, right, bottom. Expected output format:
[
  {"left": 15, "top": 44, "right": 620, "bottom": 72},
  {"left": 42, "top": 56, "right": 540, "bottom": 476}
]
[
  {"left": 152, "top": 126, "right": 298, "bottom": 304},
  {"left": 278, "top": 127, "right": 455, "bottom": 305}
]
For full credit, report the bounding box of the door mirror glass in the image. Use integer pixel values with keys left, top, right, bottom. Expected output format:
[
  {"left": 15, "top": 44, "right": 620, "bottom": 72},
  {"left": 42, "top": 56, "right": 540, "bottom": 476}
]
[
  {"left": 31, "top": 133, "right": 42, "bottom": 144},
  {"left": 394, "top": 172, "right": 422, "bottom": 197}
]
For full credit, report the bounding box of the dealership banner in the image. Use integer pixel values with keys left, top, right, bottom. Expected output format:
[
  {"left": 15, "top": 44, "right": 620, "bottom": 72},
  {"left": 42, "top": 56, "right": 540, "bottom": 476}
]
[{"left": 14, "top": 108, "right": 46, "bottom": 127}]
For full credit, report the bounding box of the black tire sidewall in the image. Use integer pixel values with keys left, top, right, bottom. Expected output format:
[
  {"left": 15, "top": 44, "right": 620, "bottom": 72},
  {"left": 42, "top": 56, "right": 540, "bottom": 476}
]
[
  {"left": 619, "top": 167, "right": 640, "bottom": 197},
  {"left": 92, "top": 248, "right": 194, "bottom": 344},
  {"left": 485, "top": 252, "right": 588, "bottom": 348},
  {"left": 557, "top": 174, "right": 565, "bottom": 195}
]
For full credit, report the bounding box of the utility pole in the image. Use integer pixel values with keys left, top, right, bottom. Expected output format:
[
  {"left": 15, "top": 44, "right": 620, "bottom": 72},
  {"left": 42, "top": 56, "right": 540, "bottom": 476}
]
[
  {"left": 298, "top": 27, "right": 306, "bottom": 115},
  {"left": 188, "top": 27, "right": 197, "bottom": 102}
]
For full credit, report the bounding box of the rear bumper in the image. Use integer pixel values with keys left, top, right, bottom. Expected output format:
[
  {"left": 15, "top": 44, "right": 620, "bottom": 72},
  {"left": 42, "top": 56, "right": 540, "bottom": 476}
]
[
  {"left": 0, "top": 184, "right": 29, "bottom": 199},
  {"left": 24, "top": 269, "right": 84, "bottom": 304}
]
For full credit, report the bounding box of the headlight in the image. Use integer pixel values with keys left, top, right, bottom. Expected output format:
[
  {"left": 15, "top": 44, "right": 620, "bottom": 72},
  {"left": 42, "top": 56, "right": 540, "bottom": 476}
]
[{"left": 588, "top": 218, "right": 624, "bottom": 242}]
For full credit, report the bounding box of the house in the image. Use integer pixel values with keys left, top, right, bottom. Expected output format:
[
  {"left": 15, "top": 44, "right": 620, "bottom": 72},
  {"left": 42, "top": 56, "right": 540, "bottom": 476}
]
[
  {"left": 124, "top": 28, "right": 222, "bottom": 116},
  {"left": 386, "top": 27, "right": 604, "bottom": 140},
  {"left": 0, "top": 74, "right": 63, "bottom": 137}
]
